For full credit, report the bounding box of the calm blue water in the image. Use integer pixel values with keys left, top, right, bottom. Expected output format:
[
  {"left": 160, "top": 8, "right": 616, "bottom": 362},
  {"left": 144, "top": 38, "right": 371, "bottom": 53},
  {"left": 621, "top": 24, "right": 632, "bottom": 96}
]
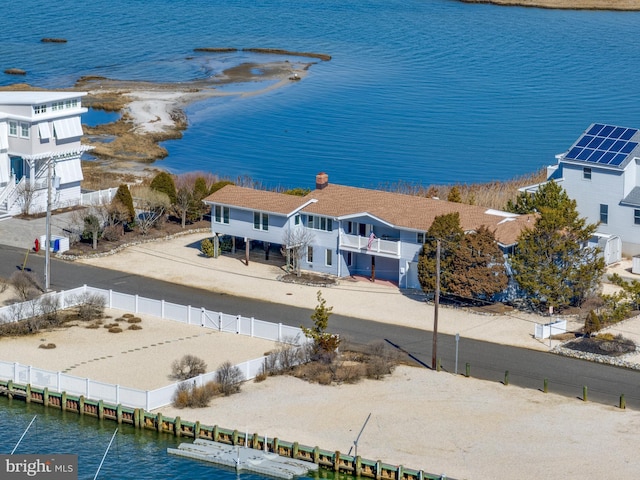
[
  {"left": 0, "top": 397, "right": 316, "bottom": 480},
  {"left": 1, "top": 0, "right": 639, "bottom": 189}
]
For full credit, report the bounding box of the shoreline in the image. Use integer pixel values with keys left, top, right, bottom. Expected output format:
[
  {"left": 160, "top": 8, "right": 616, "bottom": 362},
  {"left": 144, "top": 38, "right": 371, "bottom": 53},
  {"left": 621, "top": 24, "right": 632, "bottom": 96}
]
[{"left": 461, "top": 0, "right": 640, "bottom": 9}]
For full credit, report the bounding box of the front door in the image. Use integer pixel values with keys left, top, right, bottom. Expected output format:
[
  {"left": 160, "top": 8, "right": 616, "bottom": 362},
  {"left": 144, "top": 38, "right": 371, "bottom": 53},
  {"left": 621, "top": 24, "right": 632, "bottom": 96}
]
[{"left": 10, "top": 156, "right": 24, "bottom": 181}]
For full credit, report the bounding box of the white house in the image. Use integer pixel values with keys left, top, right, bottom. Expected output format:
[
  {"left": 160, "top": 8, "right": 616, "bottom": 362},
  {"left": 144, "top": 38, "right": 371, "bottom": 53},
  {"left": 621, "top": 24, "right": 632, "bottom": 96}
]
[
  {"left": 0, "top": 91, "right": 90, "bottom": 218},
  {"left": 204, "top": 173, "right": 533, "bottom": 289},
  {"left": 542, "top": 123, "right": 639, "bottom": 259}
]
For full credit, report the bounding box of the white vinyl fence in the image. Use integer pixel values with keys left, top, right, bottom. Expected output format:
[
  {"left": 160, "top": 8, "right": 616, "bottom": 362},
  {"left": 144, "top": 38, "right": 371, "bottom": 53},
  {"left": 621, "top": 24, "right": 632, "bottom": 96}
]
[
  {"left": 80, "top": 187, "right": 119, "bottom": 206},
  {"left": 534, "top": 319, "right": 567, "bottom": 339},
  {"left": 0, "top": 285, "right": 308, "bottom": 410}
]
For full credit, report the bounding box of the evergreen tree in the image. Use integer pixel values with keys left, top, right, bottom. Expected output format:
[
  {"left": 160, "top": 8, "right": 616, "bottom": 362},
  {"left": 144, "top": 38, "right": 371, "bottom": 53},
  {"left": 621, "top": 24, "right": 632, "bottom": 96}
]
[
  {"left": 506, "top": 180, "right": 573, "bottom": 215},
  {"left": 150, "top": 172, "right": 177, "bottom": 204},
  {"left": 192, "top": 176, "right": 210, "bottom": 221},
  {"left": 209, "top": 180, "right": 235, "bottom": 194},
  {"left": 510, "top": 200, "right": 604, "bottom": 311},
  {"left": 447, "top": 186, "right": 462, "bottom": 203},
  {"left": 417, "top": 213, "right": 464, "bottom": 294},
  {"left": 113, "top": 184, "right": 135, "bottom": 223},
  {"left": 448, "top": 226, "right": 508, "bottom": 299}
]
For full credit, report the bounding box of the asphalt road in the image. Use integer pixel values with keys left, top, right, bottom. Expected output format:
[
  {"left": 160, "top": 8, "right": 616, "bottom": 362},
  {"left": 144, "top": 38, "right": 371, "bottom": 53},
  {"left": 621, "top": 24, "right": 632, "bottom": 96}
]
[{"left": 2, "top": 244, "right": 640, "bottom": 410}]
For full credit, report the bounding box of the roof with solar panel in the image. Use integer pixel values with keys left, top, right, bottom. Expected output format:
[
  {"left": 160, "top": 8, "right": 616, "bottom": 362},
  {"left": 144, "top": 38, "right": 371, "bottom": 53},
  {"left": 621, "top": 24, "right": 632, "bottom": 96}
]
[{"left": 563, "top": 123, "right": 640, "bottom": 170}]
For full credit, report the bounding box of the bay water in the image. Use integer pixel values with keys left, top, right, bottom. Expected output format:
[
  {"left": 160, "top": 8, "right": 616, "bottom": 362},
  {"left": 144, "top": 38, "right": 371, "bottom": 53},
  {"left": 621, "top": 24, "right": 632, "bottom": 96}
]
[
  {"left": 1, "top": 0, "right": 639, "bottom": 189},
  {"left": 1, "top": 1, "right": 640, "bottom": 476}
]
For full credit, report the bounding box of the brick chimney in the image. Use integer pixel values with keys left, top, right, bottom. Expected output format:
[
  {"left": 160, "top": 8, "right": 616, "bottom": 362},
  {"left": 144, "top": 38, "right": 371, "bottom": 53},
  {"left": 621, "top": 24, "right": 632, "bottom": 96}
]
[{"left": 316, "top": 172, "right": 329, "bottom": 190}]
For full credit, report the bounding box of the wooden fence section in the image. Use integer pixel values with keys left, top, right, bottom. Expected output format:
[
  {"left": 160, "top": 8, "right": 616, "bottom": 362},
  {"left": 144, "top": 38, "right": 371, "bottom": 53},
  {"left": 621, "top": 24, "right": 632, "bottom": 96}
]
[{"left": 0, "top": 379, "right": 444, "bottom": 480}]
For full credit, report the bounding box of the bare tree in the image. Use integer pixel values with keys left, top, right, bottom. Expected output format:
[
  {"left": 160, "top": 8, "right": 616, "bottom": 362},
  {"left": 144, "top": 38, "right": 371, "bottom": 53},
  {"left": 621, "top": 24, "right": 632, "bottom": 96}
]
[
  {"left": 131, "top": 186, "right": 171, "bottom": 234},
  {"left": 171, "top": 354, "right": 208, "bottom": 380},
  {"left": 281, "top": 226, "right": 315, "bottom": 277},
  {"left": 15, "top": 182, "right": 37, "bottom": 216},
  {"left": 10, "top": 271, "right": 43, "bottom": 301},
  {"left": 174, "top": 186, "right": 193, "bottom": 228}
]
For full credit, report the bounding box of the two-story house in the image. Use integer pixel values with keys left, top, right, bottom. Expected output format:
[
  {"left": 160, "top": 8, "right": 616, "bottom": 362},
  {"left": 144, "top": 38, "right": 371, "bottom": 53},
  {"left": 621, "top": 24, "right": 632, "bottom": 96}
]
[
  {"left": 204, "top": 173, "right": 533, "bottom": 289},
  {"left": 541, "top": 123, "right": 640, "bottom": 258},
  {"left": 0, "top": 91, "right": 90, "bottom": 218}
]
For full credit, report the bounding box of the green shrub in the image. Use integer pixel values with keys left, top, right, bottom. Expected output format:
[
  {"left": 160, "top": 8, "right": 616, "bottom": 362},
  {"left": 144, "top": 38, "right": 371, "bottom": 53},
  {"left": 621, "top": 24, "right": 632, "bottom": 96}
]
[{"left": 201, "top": 238, "right": 216, "bottom": 258}]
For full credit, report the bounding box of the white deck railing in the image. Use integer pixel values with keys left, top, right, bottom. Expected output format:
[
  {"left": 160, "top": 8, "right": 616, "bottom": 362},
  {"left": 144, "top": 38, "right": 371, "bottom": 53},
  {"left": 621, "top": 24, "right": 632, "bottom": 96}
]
[{"left": 339, "top": 232, "right": 401, "bottom": 257}]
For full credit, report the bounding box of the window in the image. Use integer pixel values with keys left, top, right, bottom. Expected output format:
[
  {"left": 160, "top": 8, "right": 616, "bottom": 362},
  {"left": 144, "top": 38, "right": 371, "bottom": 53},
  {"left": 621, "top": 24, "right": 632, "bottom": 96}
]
[
  {"left": 294, "top": 214, "right": 300, "bottom": 225},
  {"left": 583, "top": 167, "right": 592, "bottom": 180},
  {"left": 600, "top": 204, "right": 608, "bottom": 224},
  {"left": 346, "top": 251, "right": 352, "bottom": 266},
  {"left": 417, "top": 232, "right": 425, "bottom": 244},
  {"left": 214, "top": 205, "right": 229, "bottom": 224},
  {"left": 307, "top": 246, "right": 313, "bottom": 263},
  {"left": 254, "top": 212, "right": 268, "bottom": 231},
  {"left": 51, "top": 101, "right": 64, "bottom": 111},
  {"left": 307, "top": 215, "right": 333, "bottom": 231},
  {"left": 8, "top": 121, "right": 17, "bottom": 136},
  {"left": 635, "top": 209, "right": 640, "bottom": 225},
  {"left": 326, "top": 249, "right": 333, "bottom": 266},
  {"left": 346, "top": 221, "right": 354, "bottom": 234},
  {"left": 33, "top": 104, "right": 47, "bottom": 114},
  {"left": 65, "top": 99, "right": 77, "bottom": 109},
  {"left": 20, "top": 123, "right": 30, "bottom": 138}
]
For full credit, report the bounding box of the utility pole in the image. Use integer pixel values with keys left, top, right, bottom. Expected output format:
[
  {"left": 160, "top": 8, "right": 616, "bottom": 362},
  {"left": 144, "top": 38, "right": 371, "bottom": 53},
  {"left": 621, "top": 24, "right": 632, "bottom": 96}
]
[
  {"left": 431, "top": 239, "right": 440, "bottom": 370},
  {"left": 45, "top": 156, "right": 53, "bottom": 291}
]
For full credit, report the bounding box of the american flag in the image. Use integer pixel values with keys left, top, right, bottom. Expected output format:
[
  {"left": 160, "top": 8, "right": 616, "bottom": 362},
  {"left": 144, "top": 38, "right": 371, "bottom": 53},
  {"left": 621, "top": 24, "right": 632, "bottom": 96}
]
[{"left": 367, "top": 231, "right": 376, "bottom": 250}]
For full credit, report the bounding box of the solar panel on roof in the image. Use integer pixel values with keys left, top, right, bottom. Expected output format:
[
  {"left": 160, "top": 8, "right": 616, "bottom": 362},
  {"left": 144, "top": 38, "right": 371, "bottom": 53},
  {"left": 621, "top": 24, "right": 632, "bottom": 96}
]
[
  {"left": 599, "top": 151, "right": 616, "bottom": 164},
  {"left": 588, "top": 124, "right": 605, "bottom": 135},
  {"left": 611, "top": 140, "right": 626, "bottom": 152},
  {"left": 577, "top": 148, "right": 594, "bottom": 160},
  {"left": 609, "top": 153, "right": 627, "bottom": 166},
  {"left": 568, "top": 124, "right": 638, "bottom": 167},
  {"left": 621, "top": 142, "right": 638, "bottom": 154},
  {"left": 577, "top": 135, "right": 593, "bottom": 147},
  {"left": 588, "top": 150, "right": 605, "bottom": 162},
  {"left": 611, "top": 127, "right": 626, "bottom": 138},
  {"left": 599, "top": 138, "right": 615, "bottom": 150},
  {"left": 599, "top": 125, "right": 615, "bottom": 137},
  {"left": 567, "top": 147, "right": 582, "bottom": 158},
  {"left": 587, "top": 137, "right": 604, "bottom": 149}
]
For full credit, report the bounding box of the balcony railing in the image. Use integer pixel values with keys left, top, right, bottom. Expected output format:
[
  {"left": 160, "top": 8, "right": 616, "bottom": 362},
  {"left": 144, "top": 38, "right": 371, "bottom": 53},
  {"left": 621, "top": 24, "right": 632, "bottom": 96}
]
[{"left": 339, "top": 232, "right": 401, "bottom": 257}]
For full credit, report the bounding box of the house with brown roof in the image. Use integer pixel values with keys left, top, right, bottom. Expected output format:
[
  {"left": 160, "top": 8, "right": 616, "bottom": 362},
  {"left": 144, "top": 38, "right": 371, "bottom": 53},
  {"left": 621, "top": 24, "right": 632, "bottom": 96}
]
[{"left": 203, "top": 173, "right": 533, "bottom": 289}]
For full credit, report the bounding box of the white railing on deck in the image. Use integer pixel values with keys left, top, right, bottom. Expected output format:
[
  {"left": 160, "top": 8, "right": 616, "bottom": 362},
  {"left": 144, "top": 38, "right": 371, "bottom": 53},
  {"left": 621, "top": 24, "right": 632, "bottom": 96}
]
[
  {"left": 339, "top": 232, "right": 401, "bottom": 256},
  {"left": 0, "top": 285, "right": 308, "bottom": 410}
]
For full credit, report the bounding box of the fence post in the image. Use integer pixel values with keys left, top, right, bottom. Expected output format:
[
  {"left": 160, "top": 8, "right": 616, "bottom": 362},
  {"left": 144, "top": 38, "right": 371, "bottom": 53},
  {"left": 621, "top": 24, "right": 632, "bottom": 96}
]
[
  {"left": 219, "top": 312, "right": 223, "bottom": 331},
  {"left": 278, "top": 323, "right": 283, "bottom": 342},
  {"left": 13, "top": 362, "right": 18, "bottom": 382},
  {"left": 86, "top": 378, "right": 90, "bottom": 399},
  {"left": 116, "top": 384, "right": 120, "bottom": 405},
  {"left": 135, "top": 294, "right": 139, "bottom": 314},
  {"left": 236, "top": 315, "right": 241, "bottom": 334},
  {"left": 109, "top": 289, "right": 113, "bottom": 308},
  {"left": 201, "top": 307, "right": 206, "bottom": 327},
  {"left": 57, "top": 371, "right": 61, "bottom": 391},
  {"left": 251, "top": 317, "right": 255, "bottom": 337}
]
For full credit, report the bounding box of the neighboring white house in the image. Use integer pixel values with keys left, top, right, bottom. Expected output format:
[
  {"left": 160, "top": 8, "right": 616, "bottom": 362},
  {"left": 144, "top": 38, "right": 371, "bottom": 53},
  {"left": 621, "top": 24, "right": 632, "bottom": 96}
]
[
  {"left": 204, "top": 173, "right": 533, "bottom": 289},
  {"left": 540, "top": 123, "right": 639, "bottom": 259},
  {"left": 0, "top": 91, "right": 90, "bottom": 218}
]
